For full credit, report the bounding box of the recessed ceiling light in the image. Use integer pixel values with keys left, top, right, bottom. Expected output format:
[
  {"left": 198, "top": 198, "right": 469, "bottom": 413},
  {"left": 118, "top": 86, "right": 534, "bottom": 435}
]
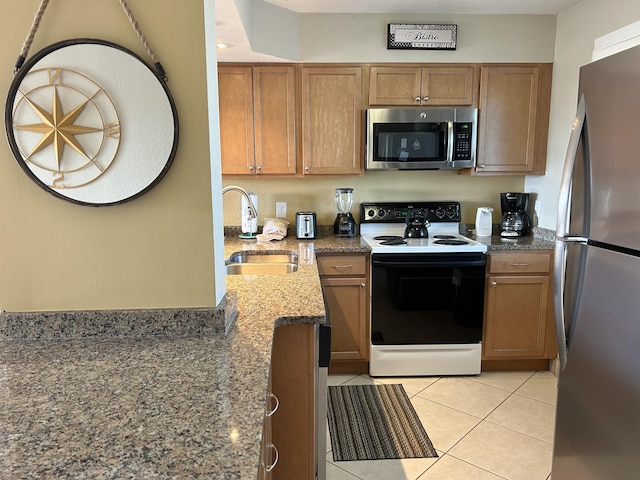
[{"left": 217, "top": 43, "right": 231, "bottom": 49}]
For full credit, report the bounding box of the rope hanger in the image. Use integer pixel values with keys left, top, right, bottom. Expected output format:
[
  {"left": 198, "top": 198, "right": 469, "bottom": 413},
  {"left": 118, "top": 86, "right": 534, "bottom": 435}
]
[{"left": 14, "top": 0, "right": 168, "bottom": 81}]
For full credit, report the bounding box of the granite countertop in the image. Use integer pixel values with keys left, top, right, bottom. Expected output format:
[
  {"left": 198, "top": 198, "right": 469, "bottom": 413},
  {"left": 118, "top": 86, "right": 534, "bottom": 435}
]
[
  {"left": 0, "top": 227, "right": 550, "bottom": 477},
  {"left": 0, "top": 230, "right": 366, "bottom": 478}
]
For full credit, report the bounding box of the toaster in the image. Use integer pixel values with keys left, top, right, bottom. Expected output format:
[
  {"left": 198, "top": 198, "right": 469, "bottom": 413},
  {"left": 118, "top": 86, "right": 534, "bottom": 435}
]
[{"left": 296, "top": 211, "right": 317, "bottom": 239}]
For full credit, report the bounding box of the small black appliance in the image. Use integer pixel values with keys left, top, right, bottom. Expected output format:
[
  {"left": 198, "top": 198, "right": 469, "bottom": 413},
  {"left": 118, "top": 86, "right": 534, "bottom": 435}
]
[
  {"left": 500, "top": 192, "right": 532, "bottom": 237},
  {"left": 334, "top": 187, "right": 358, "bottom": 237},
  {"left": 404, "top": 208, "right": 430, "bottom": 238}
]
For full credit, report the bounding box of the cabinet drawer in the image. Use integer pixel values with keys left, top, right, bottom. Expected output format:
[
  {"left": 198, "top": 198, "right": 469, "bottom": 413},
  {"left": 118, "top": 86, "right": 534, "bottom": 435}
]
[
  {"left": 489, "top": 251, "right": 551, "bottom": 274},
  {"left": 317, "top": 255, "right": 367, "bottom": 276}
]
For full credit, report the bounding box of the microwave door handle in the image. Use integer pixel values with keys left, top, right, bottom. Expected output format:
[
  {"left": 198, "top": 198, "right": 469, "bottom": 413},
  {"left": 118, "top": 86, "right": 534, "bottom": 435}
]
[{"left": 447, "top": 121, "right": 454, "bottom": 164}]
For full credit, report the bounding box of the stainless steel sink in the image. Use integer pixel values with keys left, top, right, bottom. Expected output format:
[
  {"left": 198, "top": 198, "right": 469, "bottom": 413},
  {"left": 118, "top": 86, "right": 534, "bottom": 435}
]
[{"left": 225, "top": 252, "right": 298, "bottom": 275}]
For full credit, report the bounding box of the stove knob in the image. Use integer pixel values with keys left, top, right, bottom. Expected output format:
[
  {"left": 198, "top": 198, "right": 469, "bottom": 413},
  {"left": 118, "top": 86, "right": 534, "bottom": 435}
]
[
  {"left": 435, "top": 207, "right": 445, "bottom": 219},
  {"left": 378, "top": 209, "right": 387, "bottom": 218},
  {"left": 367, "top": 209, "right": 376, "bottom": 219},
  {"left": 445, "top": 206, "right": 457, "bottom": 218}
]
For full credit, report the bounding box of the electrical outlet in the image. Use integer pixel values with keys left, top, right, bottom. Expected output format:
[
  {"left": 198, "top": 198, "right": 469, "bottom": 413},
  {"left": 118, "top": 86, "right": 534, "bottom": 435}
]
[{"left": 276, "top": 202, "right": 286, "bottom": 218}]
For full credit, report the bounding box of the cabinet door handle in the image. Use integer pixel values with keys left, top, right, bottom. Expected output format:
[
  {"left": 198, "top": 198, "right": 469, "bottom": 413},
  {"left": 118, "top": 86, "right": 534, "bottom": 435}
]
[
  {"left": 423, "top": 96, "right": 429, "bottom": 102},
  {"left": 256, "top": 165, "right": 262, "bottom": 172},
  {"left": 332, "top": 264, "right": 353, "bottom": 270},
  {"left": 478, "top": 163, "right": 485, "bottom": 168},
  {"left": 304, "top": 165, "right": 310, "bottom": 172},
  {"left": 265, "top": 443, "right": 279, "bottom": 472},
  {"left": 361, "top": 283, "right": 366, "bottom": 288},
  {"left": 415, "top": 96, "right": 421, "bottom": 103},
  {"left": 266, "top": 393, "right": 279, "bottom": 417},
  {"left": 248, "top": 165, "right": 254, "bottom": 171},
  {"left": 491, "top": 281, "right": 497, "bottom": 287}
]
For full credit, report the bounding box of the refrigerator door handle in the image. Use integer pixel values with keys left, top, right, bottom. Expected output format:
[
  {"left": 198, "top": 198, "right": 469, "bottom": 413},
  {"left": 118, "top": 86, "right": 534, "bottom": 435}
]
[
  {"left": 554, "top": 94, "right": 586, "bottom": 372},
  {"left": 553, "top": 240, "right": 569, "bottom": 371},
  {"left": 556, "top": 94, "right": 586, "bottom": 239}
]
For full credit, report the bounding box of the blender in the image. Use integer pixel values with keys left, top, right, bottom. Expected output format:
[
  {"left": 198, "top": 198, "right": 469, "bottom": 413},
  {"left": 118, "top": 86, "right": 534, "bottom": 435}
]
[{"left": 334, "top": 188, "right": 358, "bottom": 237}]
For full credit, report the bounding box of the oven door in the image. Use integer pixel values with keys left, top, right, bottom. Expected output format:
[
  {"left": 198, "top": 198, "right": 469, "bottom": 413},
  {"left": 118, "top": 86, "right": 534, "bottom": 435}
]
[{"left": 371, "top": 252, "right": 486, "bottom": 346}]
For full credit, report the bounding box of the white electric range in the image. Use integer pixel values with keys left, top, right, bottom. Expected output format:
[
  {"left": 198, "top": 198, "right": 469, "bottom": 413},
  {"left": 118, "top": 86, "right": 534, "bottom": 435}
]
[{"left": 360, "top": 202, "right": 488, "bottom": 377}]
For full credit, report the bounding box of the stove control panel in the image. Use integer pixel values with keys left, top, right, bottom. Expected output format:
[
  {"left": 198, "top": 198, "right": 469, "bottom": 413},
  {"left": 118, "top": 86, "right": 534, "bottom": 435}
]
[{"left": 360, "top": 202, "right": 461, "bottom": 223}]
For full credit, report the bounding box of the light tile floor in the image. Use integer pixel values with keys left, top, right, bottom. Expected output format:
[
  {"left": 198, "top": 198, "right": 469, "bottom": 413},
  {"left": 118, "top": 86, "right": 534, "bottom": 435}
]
[{"left": 327, "top": 371, "right": 558, "bottom": 480}]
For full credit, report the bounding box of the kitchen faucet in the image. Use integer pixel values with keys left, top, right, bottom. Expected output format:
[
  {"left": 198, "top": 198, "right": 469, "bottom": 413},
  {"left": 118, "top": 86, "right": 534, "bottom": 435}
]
[{"left": 221, "top": 185, "right": 258, "bottom": 219}]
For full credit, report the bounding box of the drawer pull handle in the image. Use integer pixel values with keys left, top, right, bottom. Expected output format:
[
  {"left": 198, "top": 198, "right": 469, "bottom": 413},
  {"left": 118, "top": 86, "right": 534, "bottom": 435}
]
[
  {"left": 266, "top": 393, "right": 279, "bottom": 417},
  {"left": 332, "top": 264, "right": 353, "bottom": 269},
  {"left": 510, "top": 263, "right": 531, "bottom": 267},
  {"left": 265, "top": 443, "right": 279, "bottom": 472},
  {"left": 491, "top": 281, "right": 497, "bottom": 287}
]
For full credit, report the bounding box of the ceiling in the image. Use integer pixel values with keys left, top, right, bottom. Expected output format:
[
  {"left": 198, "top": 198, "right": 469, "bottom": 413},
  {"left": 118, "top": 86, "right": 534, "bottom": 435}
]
[
  {"left": 215, "top": 0, "right": 582, "bottom": 62},
  {"left": 260, "top": 0, "right": 581, "bottom": 14}
]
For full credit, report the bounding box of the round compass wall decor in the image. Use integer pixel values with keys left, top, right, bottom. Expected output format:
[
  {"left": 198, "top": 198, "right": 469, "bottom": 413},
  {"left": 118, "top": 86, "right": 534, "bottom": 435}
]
[{"left": 5, "top": 39, "right": 179, "bottom": 206}]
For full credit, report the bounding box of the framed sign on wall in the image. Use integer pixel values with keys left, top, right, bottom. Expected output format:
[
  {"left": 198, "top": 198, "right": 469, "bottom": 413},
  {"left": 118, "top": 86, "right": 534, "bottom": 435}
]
[{"left": 387, "top": 24, "right": 458, "bottom": 51}]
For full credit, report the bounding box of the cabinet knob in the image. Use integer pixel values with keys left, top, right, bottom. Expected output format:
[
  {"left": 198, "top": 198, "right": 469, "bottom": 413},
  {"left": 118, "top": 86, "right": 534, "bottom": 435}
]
[
  {"left": 304, "top": 166, "right": 310, "bottom": 172},
  {"left": 256, "top": 165, "right": 262, "bottom": 171},
  {"left": 478, "top": 163, "right": 485, "bottom": 168},
  {"left": 361, "top": 283, "right": 366, "bottom": 288},
  {"left": 415, "top": 96, "right": 421, "bottom": 103},
  {"left": 423, "top": 96, "right": 429, "bottom": 102},
  {"left": 248, "top": 165, "right": 254, "bottom": 171},
  {"left": 491, "top": 281, "right": 497, "bottom": 287}
]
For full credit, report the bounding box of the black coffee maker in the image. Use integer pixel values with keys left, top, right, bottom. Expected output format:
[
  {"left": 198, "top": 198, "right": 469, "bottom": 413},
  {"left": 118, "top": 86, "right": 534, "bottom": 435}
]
[{"left": 500, "top": 192, "right": 532, "bottom": 237}]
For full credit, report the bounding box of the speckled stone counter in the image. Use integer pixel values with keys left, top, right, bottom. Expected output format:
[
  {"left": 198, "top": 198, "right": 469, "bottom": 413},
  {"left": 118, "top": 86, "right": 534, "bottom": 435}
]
[
  {"left": 462, "top": 225, "right": 556, "bottom": 251},
  {"left": 0, "top": 231, "right": 366, "bottom": 478}
]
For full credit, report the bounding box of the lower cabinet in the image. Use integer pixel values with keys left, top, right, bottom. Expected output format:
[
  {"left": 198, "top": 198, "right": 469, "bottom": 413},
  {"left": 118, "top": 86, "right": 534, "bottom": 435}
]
[
  {"left": 483, "top": 250, "right": 557, "bottom": 361},
  {"left": 268, "top": 323, "right": 316, "bottom": 480},
  {"left": 317, "top": 254, "right": 370, "bottom": 373}
]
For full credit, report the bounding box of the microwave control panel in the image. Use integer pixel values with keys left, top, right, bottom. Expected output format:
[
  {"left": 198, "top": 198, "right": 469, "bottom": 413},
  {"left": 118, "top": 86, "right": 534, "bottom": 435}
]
[{"left": 453, "top": 122, "right": 473, "bottom": 160}]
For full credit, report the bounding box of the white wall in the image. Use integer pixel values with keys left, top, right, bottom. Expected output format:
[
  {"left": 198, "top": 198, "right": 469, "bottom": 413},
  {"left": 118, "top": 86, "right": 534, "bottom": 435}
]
[
  {"left": 299, "top": 13, "right": 556, "bottom": 63},
  {"left": 526, "top": 0, "right": 640, "bottom": 228}
]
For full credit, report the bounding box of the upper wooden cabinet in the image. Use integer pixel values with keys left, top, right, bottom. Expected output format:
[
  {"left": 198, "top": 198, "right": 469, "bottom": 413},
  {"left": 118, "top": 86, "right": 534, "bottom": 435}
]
[
  {"left": 218, "top": 65, "right": 296, "bottom": 175},
  {"left": 473, "top": 64, "right": 552, "bottom": 175},
  {"left": 301, "top": 66, "right": 364, "bottom": 175},
  {"left": 368, "top": 65, "right": 477, "bottom": 106}
]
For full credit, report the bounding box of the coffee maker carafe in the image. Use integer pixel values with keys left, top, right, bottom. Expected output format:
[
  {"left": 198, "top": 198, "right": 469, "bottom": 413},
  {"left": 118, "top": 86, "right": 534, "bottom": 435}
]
[
  {"left": 500, "top": 192, "right": 532, "bottom": 237},
  {"left": 334, "top": 187, "right": 358, "bottom": 237}
]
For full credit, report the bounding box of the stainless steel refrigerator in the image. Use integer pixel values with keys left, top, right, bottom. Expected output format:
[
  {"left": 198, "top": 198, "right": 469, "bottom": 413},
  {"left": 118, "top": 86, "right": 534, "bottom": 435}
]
[{"left": 553, "top": 44, "right": 640, "bottom": 478}]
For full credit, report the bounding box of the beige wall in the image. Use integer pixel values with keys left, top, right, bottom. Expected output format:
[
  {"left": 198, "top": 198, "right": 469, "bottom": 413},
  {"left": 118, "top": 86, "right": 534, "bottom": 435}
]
[
  {"left": 0, "top": 0, "right": 215, "bottom": 311},
  {"left": 526, "top": 0, "right": 640, "bottom": 227}
]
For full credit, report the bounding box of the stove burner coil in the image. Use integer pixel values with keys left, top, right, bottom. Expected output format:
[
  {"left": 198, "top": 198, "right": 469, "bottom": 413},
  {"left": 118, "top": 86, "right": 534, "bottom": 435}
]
[
  {"left": 433, "top": 234, "right": 456, "bottom": 239},
  {"left": 434, "top": 239, "right": 469, "bottom": 246}
]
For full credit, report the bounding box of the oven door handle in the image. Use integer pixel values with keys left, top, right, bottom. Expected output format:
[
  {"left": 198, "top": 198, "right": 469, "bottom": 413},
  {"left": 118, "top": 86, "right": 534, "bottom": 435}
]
[{"left": 372, "top": 258, "right": 487, "bottom": 268}]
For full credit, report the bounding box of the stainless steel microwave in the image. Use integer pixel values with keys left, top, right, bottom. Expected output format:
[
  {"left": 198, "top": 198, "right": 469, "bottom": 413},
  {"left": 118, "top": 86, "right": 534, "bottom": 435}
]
[{"left": 366, "top": 107, "right": 478, "bottom": 170}]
